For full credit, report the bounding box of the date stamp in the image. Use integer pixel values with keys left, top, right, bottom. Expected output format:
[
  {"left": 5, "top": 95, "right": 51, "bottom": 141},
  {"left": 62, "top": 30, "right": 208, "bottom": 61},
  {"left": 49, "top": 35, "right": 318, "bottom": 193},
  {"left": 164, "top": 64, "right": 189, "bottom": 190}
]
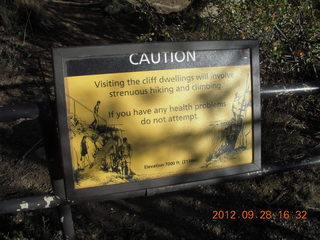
[{"left": 212, "top": 210, "right": 308, "bottom": 220}]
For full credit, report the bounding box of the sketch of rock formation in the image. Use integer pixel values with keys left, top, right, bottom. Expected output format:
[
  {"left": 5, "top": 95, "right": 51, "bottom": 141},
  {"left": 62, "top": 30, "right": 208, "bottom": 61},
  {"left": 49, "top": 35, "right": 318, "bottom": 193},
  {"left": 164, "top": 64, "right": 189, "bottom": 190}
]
[{"left": 67, "top": 96, "right": 135, "bottom": 188}]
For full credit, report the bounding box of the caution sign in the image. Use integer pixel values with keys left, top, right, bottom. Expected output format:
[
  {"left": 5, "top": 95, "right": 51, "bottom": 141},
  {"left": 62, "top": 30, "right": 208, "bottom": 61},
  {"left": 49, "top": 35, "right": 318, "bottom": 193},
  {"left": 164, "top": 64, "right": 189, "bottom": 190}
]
[{"left": 53, "top": 41, "right": 261, "bottom": 200}]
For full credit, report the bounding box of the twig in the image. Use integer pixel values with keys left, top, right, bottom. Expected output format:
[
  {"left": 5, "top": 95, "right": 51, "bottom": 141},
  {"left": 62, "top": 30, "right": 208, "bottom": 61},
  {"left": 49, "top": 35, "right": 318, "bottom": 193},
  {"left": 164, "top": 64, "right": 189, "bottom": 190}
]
[
  {"left": 313, "top": 64, "right": 318, "bottom": 78},
  {"left": 268, "top": 189, "right": 289, "bottom": 205},
  {"left": 274, "top": 23, "right": 299, "bottom": 62},
  {"left": 274, "top": 23, "right": 288, "bottom": 41},
  {"left": 21, "top": 138, "right": 44, "bottom": 160},
  {"left": 298, "top": 10, "right": 304, "bottom": 33},
  {"left": 23, "top": 9, "right": 32, "bottom": 45}
]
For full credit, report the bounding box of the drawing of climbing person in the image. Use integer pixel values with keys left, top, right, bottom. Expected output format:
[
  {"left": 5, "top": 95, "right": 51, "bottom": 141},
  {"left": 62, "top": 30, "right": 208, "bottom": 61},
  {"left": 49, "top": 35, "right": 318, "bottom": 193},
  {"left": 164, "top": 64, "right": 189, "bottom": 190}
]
[{"left": 89, "top": 100, "right": 101, "bottom": 130}]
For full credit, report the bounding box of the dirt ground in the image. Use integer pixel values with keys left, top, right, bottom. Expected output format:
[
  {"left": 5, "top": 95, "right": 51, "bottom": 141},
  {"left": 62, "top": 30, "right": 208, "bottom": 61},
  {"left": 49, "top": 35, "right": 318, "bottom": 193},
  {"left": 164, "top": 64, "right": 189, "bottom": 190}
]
[{"left": 0, "top": 0, "right": 319, "bottom": 239}]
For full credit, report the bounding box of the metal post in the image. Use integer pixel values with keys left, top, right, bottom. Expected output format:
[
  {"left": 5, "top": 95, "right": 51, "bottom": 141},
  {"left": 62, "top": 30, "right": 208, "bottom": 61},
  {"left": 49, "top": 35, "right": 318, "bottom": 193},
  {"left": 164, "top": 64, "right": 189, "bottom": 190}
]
[
  {"left": 0, "top": 103, "right": 39, "bottom": 122},
  {"left": 0, "top": 82, "right": 318, "bottom": 123},
  {"left": 260, "top": 82, "right": 320, "bottom": 97},
  {"left": 0, "top": 195, "right": 61, "bottom": 214},
  {"left": 53, "top": 179, "right": 75, "bottom": 240},
  {"left": 38, "top": 103, "right": 75, "bottom": 240}
]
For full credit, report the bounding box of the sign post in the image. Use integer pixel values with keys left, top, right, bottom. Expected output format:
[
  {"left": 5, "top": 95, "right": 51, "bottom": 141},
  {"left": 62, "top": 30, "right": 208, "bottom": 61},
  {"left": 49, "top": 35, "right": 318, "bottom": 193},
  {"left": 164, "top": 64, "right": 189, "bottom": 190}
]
[{"left": 53, "top": 41, "right": 261, "bottom": 201}]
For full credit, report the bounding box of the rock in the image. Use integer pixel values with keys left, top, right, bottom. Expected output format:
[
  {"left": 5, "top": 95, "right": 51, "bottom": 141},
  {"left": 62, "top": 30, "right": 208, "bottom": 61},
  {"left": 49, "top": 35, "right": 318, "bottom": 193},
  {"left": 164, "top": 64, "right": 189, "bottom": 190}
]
[
  {"left": 104, "top": 0, "right": 130, "bottom": 15},
  {"left": 106, "top": 0, "right": 192, "bottom": 15},
  {"left": 146, "top": 0, "right": 192, "bottom": 14},
  {"left": 198, "top": 2, "right": 219, "bottom": 18}
]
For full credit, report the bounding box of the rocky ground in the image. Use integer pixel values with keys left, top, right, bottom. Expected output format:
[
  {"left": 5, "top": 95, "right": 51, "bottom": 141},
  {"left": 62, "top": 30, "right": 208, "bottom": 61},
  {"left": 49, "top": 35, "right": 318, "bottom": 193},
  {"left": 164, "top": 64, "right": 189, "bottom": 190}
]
[{"left": 0, "top": 0, "right": 319, "bottom": 239}]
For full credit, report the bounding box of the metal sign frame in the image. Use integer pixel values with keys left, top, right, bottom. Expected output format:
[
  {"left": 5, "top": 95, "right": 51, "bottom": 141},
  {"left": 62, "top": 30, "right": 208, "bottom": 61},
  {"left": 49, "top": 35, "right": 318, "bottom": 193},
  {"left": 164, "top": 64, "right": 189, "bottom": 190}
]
[{"left": 53, "top": 40, "right": 261, "bottom": 201}]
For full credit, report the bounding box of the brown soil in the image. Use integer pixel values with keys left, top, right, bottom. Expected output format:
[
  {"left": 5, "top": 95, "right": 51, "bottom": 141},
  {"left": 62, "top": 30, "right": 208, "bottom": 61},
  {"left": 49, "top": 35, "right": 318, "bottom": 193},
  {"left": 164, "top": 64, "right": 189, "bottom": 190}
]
[{"left": 0, "top": 1, "right": 319, "bottom": 239}]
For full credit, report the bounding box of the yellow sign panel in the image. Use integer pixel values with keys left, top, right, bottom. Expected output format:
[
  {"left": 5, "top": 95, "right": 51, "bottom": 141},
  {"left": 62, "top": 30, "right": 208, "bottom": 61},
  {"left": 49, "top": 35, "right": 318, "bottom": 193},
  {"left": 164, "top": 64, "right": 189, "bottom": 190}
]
[{"left": 64, "top": 65, "right": 253, "bottom": 189}]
